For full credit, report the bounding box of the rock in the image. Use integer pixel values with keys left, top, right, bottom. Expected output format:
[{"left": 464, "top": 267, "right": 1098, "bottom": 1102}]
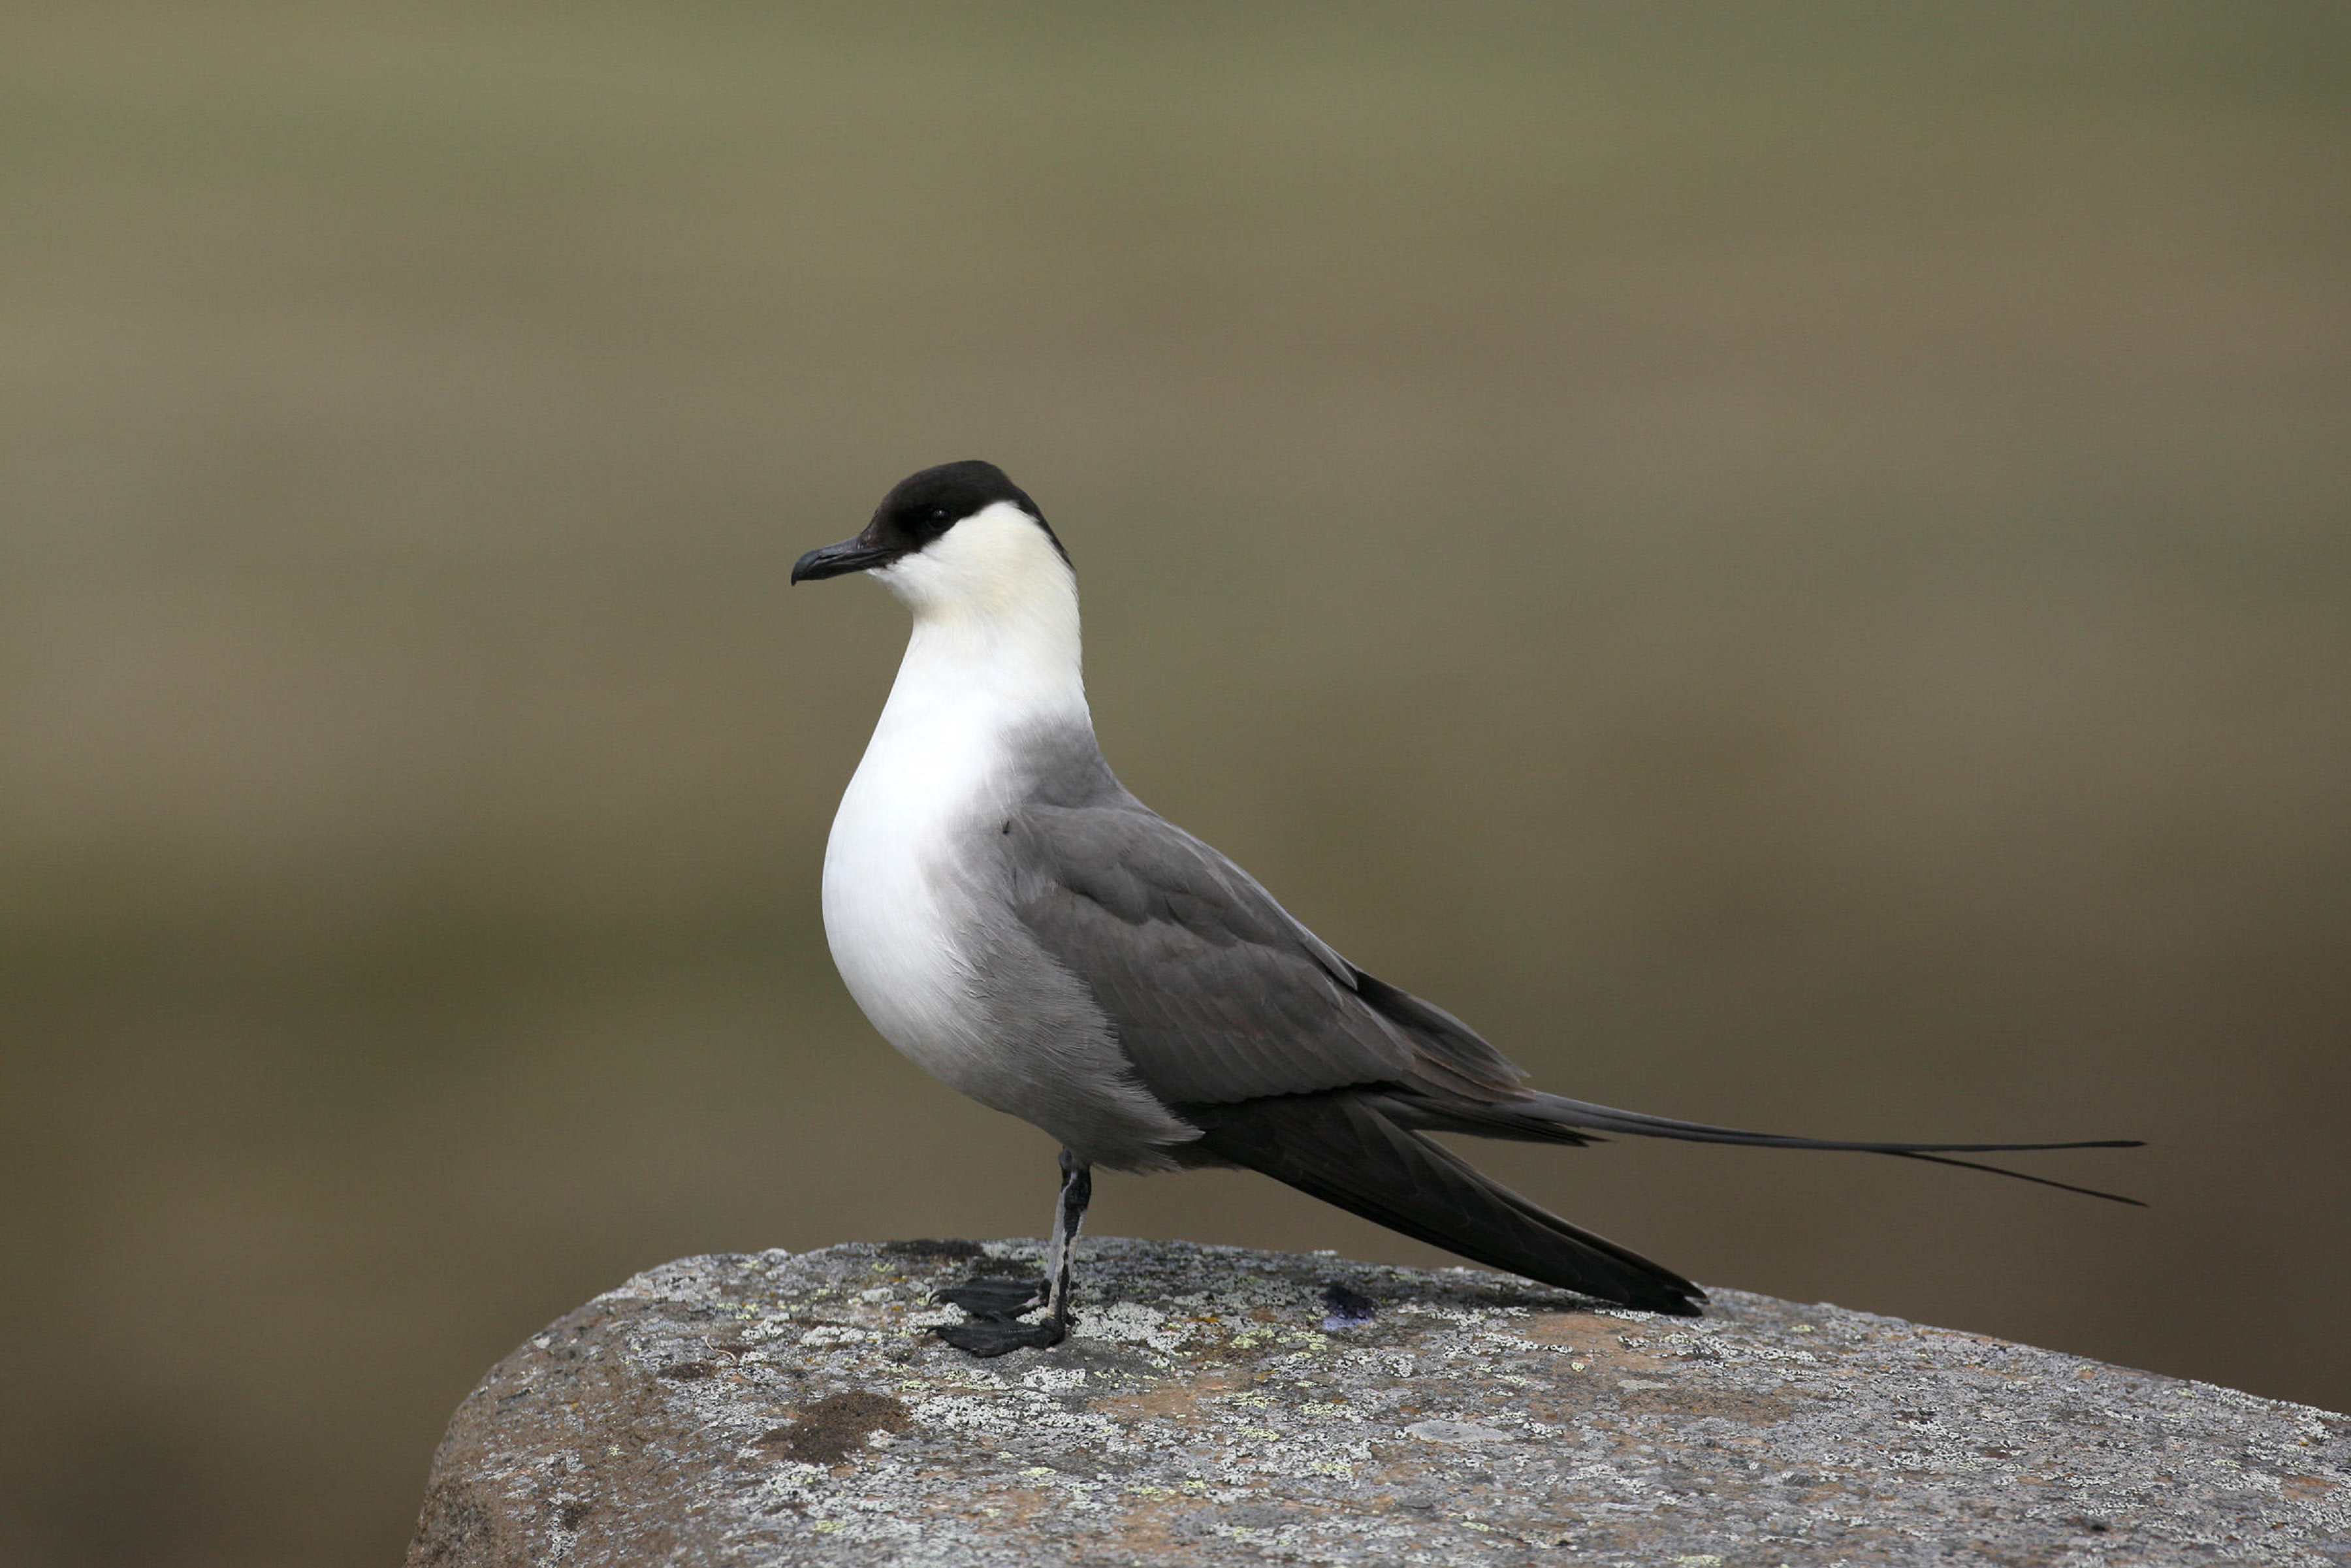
[{"left": 408, "top": 1238, "right": 2348, "bottom": 1566}]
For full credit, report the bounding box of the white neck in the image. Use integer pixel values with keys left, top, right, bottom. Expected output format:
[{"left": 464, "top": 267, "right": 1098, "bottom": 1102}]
[{"left": 871, "top": 500, "right": 1089, "bottom": 740}]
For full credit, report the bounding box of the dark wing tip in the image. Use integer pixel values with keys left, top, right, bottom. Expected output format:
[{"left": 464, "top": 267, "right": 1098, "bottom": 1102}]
[{"left": 1185, "top": 1092, "right": 1707, "bottom": 1317}]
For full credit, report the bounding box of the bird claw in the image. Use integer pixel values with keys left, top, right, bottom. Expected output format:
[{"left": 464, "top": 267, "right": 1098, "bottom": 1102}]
[
  {"left": 933, "top": 1314, "right": 1067, "bottom": 1357},
  {"left": 933, "top": 1273, "right": 1068, "bottom": 1356},
  {"left": 936, "top": 1275, "right": 1045, "bottom": 1319}
]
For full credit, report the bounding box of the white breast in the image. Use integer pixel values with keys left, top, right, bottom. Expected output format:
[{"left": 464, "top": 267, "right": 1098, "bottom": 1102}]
[
  {"left": 821, "top": 684, "right": 1004, "bottom": 1091},
  {"left": 820, "top": 503, "right": 1089, "bottom": 1095}
]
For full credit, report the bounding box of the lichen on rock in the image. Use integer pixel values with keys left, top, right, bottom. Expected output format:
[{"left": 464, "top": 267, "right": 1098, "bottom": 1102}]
[{"left": 409, "top": 1238, "right": 2349, "bottom": 1566}]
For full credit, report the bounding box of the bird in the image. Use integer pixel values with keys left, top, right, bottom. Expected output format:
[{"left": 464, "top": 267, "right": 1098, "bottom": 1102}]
[{"left": 792, "top": 460, "right": 2140, "bottom": 1356}]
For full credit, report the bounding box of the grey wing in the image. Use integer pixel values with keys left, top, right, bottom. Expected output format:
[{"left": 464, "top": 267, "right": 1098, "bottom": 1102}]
[{"left": 1006, "top": 799, "right": 1513, "bottom": 1106}]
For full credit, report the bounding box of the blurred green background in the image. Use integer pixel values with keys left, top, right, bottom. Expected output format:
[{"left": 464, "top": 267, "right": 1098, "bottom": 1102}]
[{"left": 3, "top": 3, "right": 2347, "bottom": 1563}]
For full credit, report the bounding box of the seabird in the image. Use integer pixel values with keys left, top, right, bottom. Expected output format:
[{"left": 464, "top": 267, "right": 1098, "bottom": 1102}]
[{"left": 793, "top": 460, "right": 2139, "bottom": 1356}]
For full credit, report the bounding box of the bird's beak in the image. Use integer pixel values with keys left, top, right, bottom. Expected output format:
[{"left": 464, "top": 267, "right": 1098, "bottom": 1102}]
[{"left": 790, "top": 535, "right": 893, "bottom": 584}]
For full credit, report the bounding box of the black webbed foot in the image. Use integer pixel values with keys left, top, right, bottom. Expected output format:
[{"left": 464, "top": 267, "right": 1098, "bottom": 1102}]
[
  {"left": 933, "top": 1314, "right": 1068, "bottom": 1357},
  {"left": 933, "top": 1273, "right": 1069, "bottom": 1356},
  {"left": 932, "top": 1151, "right": 1092, "bottom": 1358},
  {"left": 936, "top": 1275, "right": 1044, "bottom": 1319}
]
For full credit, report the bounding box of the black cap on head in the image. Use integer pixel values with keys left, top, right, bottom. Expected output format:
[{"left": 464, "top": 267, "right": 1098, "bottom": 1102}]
[
  {"left": 792, "top": 460, "right": 1068, "bottom": 583},
  {"left": 871, "top": 460, "right": 1063, "bottom": 560}
]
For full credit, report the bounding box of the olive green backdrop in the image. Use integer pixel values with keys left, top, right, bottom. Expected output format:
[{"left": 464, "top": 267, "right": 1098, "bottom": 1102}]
[{"left": 3, "top": 4, "right": 2346, "bottom": 1564}]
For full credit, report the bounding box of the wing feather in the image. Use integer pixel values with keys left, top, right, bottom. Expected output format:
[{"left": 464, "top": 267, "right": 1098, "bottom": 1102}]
[{"left": 1008, "top": 799, "right": 1419, "bottom": 1104}]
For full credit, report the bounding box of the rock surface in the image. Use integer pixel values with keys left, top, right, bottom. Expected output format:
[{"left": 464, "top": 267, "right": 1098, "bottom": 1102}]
[{"left": 409, "top": 1238, "right": 2348, "bottom": 1566}]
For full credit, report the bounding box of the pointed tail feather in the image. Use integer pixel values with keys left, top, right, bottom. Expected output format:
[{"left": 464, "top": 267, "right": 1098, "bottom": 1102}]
[
  {"left": 1524, "top": 1094, "right": 2147, "bottom": 1206},
  {"left": 1182, "top": 1092, "right": 1706, "bottom": 1316}
]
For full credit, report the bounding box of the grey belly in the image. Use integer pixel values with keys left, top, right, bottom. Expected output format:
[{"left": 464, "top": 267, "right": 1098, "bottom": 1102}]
[{"left": 952, "top": 919, "right": 1202, "bottom": 1172}]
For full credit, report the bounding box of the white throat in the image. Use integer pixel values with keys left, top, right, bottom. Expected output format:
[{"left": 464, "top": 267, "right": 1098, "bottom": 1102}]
[{"left": 871, "top": 500, "right": 1087, "bottom": 733}]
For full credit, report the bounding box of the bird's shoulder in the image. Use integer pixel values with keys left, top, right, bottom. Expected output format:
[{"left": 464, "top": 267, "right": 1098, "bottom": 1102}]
[
  {"left": 999, "top": 792, "right": 1420, "bottom": 1104},
  {"left": 1004, "top": 793, "right": 1348, "bottom": 976}
]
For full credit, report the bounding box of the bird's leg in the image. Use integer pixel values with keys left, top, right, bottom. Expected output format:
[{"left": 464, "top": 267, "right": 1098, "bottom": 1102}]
[
  {"left": 1040, "top": 1145, "right": 1093, "bottom": 1334},
  {"left": 933, "top": 1147, "right": 1089, "bottom": 1356}
]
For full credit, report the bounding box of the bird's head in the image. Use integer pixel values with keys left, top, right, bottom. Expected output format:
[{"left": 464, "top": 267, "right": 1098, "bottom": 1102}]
[{"left": 792, "top": 461, "right": 1073, "bottom": 622}]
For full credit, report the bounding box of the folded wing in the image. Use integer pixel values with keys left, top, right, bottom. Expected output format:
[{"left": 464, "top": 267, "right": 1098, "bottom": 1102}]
[
  {"left": 1006, "top": 797, "right": 1429, "bottom": 1104},
  {"left": 1007, "top": 793, "right": 2142, "bottom": 1231}
]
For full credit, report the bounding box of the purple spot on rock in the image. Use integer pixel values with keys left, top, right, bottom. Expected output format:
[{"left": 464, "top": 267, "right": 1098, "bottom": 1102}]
[{"left": 1320, "top": 1283, "right": 1377, "bottom": 1329}]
